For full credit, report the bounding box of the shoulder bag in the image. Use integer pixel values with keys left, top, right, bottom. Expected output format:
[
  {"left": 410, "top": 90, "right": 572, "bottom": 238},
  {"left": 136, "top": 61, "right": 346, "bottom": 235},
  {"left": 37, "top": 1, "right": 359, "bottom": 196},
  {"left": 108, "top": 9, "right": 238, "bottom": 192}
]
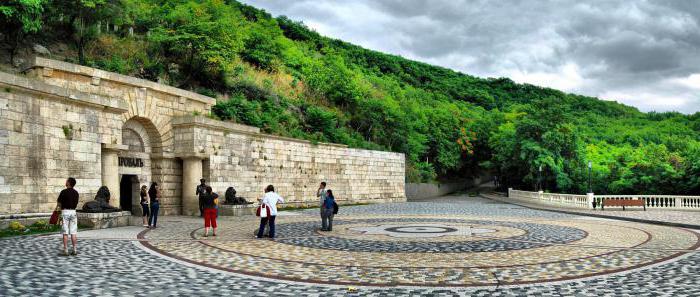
[
  {"left": 256, "top": 203, "right": 271, "bottom": 218},
  {"left": 49, "top": 208, "right": 61, "bottom": 225}
]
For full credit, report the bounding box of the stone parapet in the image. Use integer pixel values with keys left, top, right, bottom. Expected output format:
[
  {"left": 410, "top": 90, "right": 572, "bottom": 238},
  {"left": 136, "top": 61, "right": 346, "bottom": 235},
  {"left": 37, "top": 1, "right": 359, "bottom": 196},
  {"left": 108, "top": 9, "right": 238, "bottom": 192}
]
[
  {"left": 26, "top": 56, "right": 215, "bottom": 107},
  {"left": 77, "top": 211, "right": 132, "bottom": 229},
  {"left": 171, "top": 115, "right": 260, "bottom": 134},
  {"left": 0, "top": 71, "right": 128, "bottom": 112},
  {"left": 218, "top": 204, "right": 257, "bottom": 216}
]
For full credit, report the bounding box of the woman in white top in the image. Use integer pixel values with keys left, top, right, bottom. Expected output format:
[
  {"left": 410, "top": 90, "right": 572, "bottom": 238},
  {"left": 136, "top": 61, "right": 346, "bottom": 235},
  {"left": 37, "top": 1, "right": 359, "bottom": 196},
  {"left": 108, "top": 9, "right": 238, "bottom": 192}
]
[{"left": 257, "top": 185, "right": 285, "bottom": 239}]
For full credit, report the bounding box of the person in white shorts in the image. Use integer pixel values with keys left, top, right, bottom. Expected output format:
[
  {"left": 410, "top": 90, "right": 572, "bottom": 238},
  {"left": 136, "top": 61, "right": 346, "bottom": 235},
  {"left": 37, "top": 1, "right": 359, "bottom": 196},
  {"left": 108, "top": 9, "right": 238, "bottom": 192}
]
[{"left": 56, "top": 177, "right": 80, "bottom": 256}]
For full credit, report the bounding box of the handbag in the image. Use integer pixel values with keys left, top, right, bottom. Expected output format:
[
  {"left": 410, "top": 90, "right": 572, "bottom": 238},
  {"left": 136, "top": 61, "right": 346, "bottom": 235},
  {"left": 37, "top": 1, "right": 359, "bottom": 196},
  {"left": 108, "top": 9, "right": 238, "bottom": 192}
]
[
  {"left": 333, "top": 201, "right": 339, "bottom": 215},
  {"left": 256, "top": 204, "right": 271, "bottom": 218},
  {"left": 49, "top": 209, "right": 61, "bottom": 225}
]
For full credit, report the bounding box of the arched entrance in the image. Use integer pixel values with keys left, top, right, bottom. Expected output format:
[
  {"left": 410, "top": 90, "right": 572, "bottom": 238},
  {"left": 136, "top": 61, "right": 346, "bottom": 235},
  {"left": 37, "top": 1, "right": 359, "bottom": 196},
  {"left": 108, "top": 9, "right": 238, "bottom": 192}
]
[
  {"left": 117, "top": 118, "right": 153, "bottom": 215},
  {"left": 118, "top": 117, "right": 162, "bottom": 213},
  {"left": 119, "top": 174, "right": 139, "bottom": 212},
  {"left": 101, "top": 116, "right": 164, "bottom": 212}
]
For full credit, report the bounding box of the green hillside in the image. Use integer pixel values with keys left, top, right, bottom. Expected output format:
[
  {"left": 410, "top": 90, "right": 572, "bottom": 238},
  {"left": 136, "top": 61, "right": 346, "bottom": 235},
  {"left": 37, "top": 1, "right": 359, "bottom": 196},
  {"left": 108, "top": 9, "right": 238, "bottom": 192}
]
[{"left": 2, "top": 0, "right": 700, "bottom": 195}]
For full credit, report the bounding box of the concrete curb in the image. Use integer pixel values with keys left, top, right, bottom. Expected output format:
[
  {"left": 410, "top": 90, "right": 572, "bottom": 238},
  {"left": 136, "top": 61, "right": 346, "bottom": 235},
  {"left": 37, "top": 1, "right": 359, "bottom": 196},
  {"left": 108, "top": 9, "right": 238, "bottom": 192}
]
[{"left": 482, "top": 193, "right": 700, "bottom": 230}]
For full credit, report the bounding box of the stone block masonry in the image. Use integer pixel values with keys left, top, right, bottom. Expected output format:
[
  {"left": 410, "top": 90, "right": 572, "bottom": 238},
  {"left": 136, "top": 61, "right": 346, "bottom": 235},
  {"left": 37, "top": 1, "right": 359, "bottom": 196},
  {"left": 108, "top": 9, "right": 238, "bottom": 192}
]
[
  {"left": 172, "top": 116, "right": 405, "bottom": 212},
  {"left": 0, "top": 57, "right": 405, "bottom": 215}
]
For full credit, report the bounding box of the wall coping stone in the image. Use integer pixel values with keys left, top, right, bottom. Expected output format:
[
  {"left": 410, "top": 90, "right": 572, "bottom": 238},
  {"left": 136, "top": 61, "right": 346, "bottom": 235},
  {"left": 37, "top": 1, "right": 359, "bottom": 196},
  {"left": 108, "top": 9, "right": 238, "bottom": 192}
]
[
  {"left": 0, "top": 213, "right": 52, "bottom": 220},
  {"left": 0, "top": 71, "right": 128, "bottom": 113},
  {"left": 150, "top": 152, "right": 175, "bottom": 159},
  {"left": 171, "top": 115, "right": 260, "bottom": 134},
  {"left": 102, "top": 143, "right": 129, "bottom": 151},
  {"left": 178, "top": 152, "right": 210, "bottom": 160},
  {"left": 219, "top": 203, "right": 259, "bottom": 209},
  {"left": 172, "top": 115, "right": 406, "bottom": 157},
  {"left": 77, "top": 211, "right": 132, "bottom": 218},
  {"left": 172, "top": 115, "right": 350, "bottom": 149},
  {"left": 27, "top": 56, "right": 216, "bottom": 106}
]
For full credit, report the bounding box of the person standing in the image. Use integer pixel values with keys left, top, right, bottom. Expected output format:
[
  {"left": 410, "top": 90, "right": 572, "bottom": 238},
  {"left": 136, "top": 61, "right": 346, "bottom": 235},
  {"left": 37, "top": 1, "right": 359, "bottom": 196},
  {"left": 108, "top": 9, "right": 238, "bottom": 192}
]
[
  {"left": 148, "top": 182, "right": 160, "bottom": 229},
  {"left": 321, "top": 189, "right": 336, "bottom": 231},
  {"left": 56, "top": 177, "right": 79, "bottom": 256},
  {"left": 257, "top": 185, "right": 285, "bottom": 239},
  {"left": 196, "top": 179, "right": 207, "bottom": 217},
  {"left": 213, "top": 189, "right": 220, "bottom": 218},
  {"left": 316, "top": 181, "right": 327, "bottom": 218},
  {"left": 139, "top": 185, "right": 149, "bottom": 227},
  {"left": 202, "top": 186, "right": 218, "bottom": 237}
]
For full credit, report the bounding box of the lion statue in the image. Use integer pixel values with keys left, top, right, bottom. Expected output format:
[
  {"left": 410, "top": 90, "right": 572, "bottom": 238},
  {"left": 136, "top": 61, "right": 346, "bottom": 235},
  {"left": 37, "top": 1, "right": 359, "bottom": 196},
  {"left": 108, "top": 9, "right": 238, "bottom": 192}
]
[{"left": 82, "top": 186, "right": 120, "bottom": 212}]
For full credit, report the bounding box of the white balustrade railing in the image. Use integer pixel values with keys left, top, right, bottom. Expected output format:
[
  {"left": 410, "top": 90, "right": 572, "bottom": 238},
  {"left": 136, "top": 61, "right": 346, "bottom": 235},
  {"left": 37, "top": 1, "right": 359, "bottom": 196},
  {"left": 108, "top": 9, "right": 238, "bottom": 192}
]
[
  {"left": 507, "top": 189, "right": 700, "bottom": 210},
  {"left": 595, "top": 195, "right": 700, "bottom": 210},
  {"left": 509, "top": 190, "right": 588, "bottom": 208}
]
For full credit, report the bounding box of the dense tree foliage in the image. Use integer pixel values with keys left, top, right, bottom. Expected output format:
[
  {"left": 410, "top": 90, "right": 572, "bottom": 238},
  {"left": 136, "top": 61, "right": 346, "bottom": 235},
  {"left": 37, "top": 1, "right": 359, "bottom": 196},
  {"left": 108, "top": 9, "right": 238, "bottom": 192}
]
[
  {"left": 1, "top": 0, "right": 46, "bottom": 62},
  {"left": 3, "top": 0, "right": 700, "bottom": 194}
]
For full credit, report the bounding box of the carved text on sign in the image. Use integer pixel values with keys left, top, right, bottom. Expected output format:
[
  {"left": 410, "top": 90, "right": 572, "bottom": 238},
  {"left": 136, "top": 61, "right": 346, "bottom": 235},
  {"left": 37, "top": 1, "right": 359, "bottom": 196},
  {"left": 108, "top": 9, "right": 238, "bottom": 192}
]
[{"left": 118, "top": 157, "right": 144, "bottom": 167}]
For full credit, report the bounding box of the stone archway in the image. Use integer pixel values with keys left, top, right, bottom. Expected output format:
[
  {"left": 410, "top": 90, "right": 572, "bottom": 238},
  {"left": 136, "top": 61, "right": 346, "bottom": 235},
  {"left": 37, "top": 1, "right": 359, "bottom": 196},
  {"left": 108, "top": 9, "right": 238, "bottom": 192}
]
[
  {"left": 122, "top": 116, "right": 163, "bottom": 154},
  {"left": 101, "top": 116, "right": 165, "bottom": 210},
  {"left": 118, "top": 118, "right": 159, "bottom": 211}
]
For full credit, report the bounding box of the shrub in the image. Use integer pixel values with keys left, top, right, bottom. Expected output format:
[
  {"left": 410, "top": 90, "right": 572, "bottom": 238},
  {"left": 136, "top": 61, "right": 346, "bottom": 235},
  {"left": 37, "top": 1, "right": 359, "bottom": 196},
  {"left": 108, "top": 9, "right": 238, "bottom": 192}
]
[
  {"left": 31, "top": 220, "right": 49, "bottom": 230},
  {"left": 8, "top": 221, "right": 25, "bottom": 231}
]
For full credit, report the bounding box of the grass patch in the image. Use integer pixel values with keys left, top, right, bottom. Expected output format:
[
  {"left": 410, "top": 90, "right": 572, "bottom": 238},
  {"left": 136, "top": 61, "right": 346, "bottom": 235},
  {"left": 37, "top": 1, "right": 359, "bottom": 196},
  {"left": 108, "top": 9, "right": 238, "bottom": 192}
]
[{"left": 0, "top": 220, "right": 61, "bottom": 238}]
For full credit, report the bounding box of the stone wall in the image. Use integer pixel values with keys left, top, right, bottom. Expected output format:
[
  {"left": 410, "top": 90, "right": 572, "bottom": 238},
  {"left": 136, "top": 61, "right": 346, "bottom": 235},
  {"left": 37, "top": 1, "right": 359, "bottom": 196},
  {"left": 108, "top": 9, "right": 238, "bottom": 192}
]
[
  {"left": 0, "top": 72, "right": 125, "bottom": 213},
  {"left": 173, "top": 116, "right": 405, "bottom": 208},
  {"left": 405, "top": 182, "right": 469, "bottom": 201},
  {"left": 0, "top": 57, "right": 405, "bottom": 215},
  {"left": 405, "top": 174, "right": 492, "bottom": 201}
]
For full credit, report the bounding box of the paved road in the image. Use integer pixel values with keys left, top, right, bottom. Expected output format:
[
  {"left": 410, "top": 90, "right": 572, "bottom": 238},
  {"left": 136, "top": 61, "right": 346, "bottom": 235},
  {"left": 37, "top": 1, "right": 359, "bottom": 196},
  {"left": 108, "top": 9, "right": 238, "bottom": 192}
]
[{"left": 1, "top": 194, "right": 699, "bottom": 296}]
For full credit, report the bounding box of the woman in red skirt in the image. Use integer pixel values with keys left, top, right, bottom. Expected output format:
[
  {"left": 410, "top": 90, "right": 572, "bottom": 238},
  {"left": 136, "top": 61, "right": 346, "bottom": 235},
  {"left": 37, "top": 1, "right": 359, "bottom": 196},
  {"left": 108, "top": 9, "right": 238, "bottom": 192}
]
[{"left": 202, "top": 186, "right": 218, "bottom": 237}]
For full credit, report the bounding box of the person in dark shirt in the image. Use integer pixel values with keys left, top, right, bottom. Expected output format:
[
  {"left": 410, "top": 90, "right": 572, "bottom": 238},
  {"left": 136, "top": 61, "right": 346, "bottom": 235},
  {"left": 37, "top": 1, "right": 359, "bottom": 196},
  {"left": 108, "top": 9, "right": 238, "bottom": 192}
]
[
  {"left": 148, "top": 182, "right": 160, "bottom": 228},
  {"left": 202, "top": 186, "right": 218, "bottom": 237},
  {"left": 139, "top": 185, "right": 149, "bottom": 227},
  {"left": 196, "top": 179, "right": 207, "bottom": 217},
  {"left": 56, "top": 177, "right": 79, "bottom": 256}
]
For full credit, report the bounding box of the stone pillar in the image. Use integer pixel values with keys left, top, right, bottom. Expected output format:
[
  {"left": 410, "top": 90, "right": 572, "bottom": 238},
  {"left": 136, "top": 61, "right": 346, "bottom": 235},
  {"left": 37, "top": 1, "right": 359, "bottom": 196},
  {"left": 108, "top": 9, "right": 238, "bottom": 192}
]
[
  {"left": 101, "top": 144, "right": 128, "bottom": 208},
  {"left": 182, "top": 157, "right": 203, "bottom": 216}
]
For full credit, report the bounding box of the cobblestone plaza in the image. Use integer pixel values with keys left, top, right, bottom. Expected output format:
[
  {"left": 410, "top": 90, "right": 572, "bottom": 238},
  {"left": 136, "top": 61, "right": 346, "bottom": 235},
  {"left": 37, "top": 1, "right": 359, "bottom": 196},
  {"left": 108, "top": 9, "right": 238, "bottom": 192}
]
[{"left": 2, "top": 195, "right": 698, "bottom": 296}]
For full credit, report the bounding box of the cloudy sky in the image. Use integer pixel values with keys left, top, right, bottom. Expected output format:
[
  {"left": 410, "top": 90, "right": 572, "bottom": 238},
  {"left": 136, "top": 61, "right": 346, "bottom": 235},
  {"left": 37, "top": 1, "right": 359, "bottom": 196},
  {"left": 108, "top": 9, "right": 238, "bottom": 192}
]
[{"left": 242, "top": 0, "right": 700, "bottom": 114}]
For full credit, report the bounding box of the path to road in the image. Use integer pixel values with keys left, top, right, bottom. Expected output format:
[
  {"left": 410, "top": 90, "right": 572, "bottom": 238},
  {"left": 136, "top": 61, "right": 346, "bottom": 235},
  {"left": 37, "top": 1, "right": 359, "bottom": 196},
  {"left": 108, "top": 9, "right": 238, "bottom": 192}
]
[{"left": 1, "top": 194, "right": 699, "bottom": 296}]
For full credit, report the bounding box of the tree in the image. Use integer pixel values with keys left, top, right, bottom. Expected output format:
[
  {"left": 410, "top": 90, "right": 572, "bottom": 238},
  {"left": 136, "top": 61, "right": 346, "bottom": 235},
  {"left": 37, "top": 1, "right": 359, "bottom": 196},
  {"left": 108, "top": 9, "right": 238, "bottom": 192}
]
[
  {"left": 148, "top": 0, "right": 246, "bottom": 88},
  {"left": 241, "top": 28, "right": 282, "bottom": 71},
  {"left": 240, "top": 16, "right": 285, "bottom": 71},
  {"left": 0, "top": 0, "right": 46, "bottom": 63},
  {"left": 45, "top": 0, "right": 117, "bottom": 64}
]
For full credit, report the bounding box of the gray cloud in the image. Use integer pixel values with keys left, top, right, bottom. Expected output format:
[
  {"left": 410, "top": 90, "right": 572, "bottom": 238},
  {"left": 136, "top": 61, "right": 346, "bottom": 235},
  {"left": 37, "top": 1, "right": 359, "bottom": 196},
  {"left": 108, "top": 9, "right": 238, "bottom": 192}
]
[{"left": 243, "top": 0, "right": 700, "bottom": 113}]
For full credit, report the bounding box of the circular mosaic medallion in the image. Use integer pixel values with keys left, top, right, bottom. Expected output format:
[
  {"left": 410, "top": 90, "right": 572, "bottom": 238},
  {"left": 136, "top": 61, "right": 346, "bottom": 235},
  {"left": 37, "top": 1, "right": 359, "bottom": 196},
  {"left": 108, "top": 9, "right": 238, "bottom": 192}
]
[
  {"left": 140, "top": 215, "right": 700, "bottom": 288},
  {"left": 382, "top": 225, "right": 460, "bottom": 234},
  {"left": 274, "top": 218, "right": 587, "bottom": 252}
]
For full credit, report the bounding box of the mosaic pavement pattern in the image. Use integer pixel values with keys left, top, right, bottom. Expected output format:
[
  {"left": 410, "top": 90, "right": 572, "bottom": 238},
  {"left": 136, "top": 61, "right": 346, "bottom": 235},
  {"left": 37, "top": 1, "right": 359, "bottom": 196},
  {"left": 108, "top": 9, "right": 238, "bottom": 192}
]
[
  {"left": 1, "top": 195, "right": 700, "bottom": 296},
  {"left": 141, "top": 214, "right": 699, "bottom": 287}
]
